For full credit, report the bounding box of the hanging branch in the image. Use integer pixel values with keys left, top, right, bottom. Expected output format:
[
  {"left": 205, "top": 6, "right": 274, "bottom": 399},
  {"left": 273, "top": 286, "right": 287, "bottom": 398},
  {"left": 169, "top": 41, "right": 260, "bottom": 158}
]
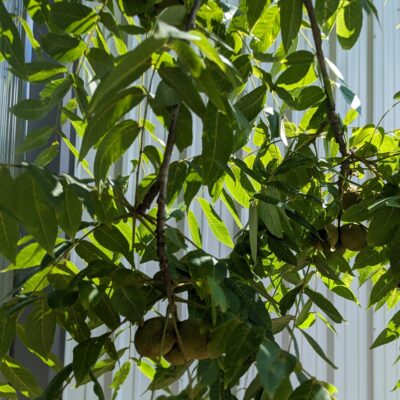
[
  {"left": 154, "top": 0, "right": 202, "bottom": 312},
  {"left": 133, "top": 1, "right": 201, "bottom": 216},
  {"left": 303, "top": 0, "right": 351, "bottom": 191}
]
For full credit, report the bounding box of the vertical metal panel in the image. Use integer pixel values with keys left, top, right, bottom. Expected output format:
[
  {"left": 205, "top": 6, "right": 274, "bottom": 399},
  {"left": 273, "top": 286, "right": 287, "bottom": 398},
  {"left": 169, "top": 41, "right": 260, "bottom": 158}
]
[{"left": 0, "top": 0, "right": 25, "bottom": 301}]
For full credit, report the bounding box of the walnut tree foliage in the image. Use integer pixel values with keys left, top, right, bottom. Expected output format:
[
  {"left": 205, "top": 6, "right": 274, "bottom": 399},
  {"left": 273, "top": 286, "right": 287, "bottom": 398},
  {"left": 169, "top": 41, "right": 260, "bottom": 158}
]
[{"left": 0, "top": 0, "right": 398, "bottom": 398}]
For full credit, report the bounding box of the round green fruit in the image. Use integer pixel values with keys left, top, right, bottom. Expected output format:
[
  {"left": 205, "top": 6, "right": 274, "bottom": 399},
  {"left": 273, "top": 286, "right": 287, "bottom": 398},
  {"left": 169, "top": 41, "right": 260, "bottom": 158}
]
[
  {"left": 164, "top": 345, "right": 188, "bottom": 366},
  {"left": 178, "top": 319, "right": 209, "bottom": 360},
  {"left": 341, "top": 187, "right": 360, "bottom": 210},
  {"left": 134, "top": 317, "right": 176, "bottom": 358},
  {"left": 340, "top": 224, "right": 367, "bottom": 251}
]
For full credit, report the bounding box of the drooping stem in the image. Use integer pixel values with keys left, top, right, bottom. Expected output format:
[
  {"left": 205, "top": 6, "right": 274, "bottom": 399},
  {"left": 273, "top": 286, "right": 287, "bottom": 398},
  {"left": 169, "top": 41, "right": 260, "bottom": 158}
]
[
  {"left": 133, "top": 1, "right": 201, "bottom": 217},
  {"left": 155, "top": 103, "right": 181, "bottom": 309},
  {"left": 303, "top": 0, "right": 350, "bottom": 189},
  {"left": 154, "top": 0, "right": 201, "bottom": 310}
]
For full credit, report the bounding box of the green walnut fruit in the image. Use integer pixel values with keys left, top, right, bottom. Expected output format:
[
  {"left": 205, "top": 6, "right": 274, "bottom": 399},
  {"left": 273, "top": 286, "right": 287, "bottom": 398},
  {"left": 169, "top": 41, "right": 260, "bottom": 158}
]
[
  {"left": 134, "top": 317, "right": 176, "bottom": 358},
  {"left": 164, "top": 344, "right": 188, "bottom": 366},
  {"left": 340, "top": 224, "right": 367, "bottom": 251},
  {"left": 341, "top": 186, "right": 360, "bottom": 210},
  {"left": 178, "top": 319, "right": 209, "bottom": 360}
]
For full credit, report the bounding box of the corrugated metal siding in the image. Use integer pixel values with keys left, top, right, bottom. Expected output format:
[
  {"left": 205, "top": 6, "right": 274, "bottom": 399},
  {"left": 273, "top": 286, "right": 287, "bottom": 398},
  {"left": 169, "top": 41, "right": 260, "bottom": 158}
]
[
  {"left": 62, "top": 2, "right": 400, "bottom": 399},
  {"left": 0, "top": 0, "right": 25, "bottom": 302}
]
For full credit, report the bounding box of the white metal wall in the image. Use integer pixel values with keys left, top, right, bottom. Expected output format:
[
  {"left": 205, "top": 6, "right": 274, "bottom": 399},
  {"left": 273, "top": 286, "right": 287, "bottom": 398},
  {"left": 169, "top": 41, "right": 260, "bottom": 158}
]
[{"left": 62, "top": 2, "right": 400, "bottom": 399}]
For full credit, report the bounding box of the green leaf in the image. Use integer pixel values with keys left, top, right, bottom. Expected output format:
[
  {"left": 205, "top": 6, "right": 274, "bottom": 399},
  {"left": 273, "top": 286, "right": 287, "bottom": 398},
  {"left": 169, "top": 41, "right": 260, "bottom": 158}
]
[
  {"left": 247, "top": 0, "right": 269, "bottom": 29},
  {"left": 369, "top": 270, "right": 400, "bottom": 306},
  {"left": 40, "top": 364, "right": 73, "bottom": 400},
  {"left": 175, "top": 104, "right": 193, "bottom": 152},
  {"left": 110, "top": 361, "right": 131, "bottom": 399},
  {"left": 0, "top": 384, "right": 17, "bottom": 400},
  {"left": 81, "top": 87, "right": 144, "bottom": 159},
  {"left": 41, "top": 33, "right": 85, "bottom": 62},
  {"left": 40, "top": 77, "right": 73, "bottom": 107},
  {"left": 3, "top": 240, "right": 46, "bottom": 272},
  {"left": 91, "top": 371, "right": 105, "bottom": 400},
  {"left": 368, "top": 208, "right": 400, "bottom": 246},
  {"left": 11, "top": 99, "right": 50, "bottom": 120},
  {"left": 0, "top": 168, "right": 17, "bottom": 217},
  {"left": 92, "top": 293, "right": 120, "bottom": 330},
  {"left": 18, "top": 16, "right": 39, "bottom": 49},
  {"left": 0, "top": 316, "right": 16, "bottom": 359},
  {"left": 166, "top": 161, "right": 188, "bottom": 205},
  {"left": 251, "top": 4, "right": 280, "bottom": 52},
  {"left": 256, "top": 339, "right": 297, "bottom": 397},
  {"left": 279, "top": 0, "right": 303, "bottom": 52},
  {"left": 149, "top": 365, "right": 186, "bottom": 391},
  {"left": 336, "top": 0, "right": 363, "bottom": 50},
  {"left": 280, "top": 286, "right": 302, "bottom": 316},
  {"left": 94, "top": 120, "right": 140, "bottom": 184},
  {"left": 89, "top": 36, "right": 166, "bottom": 115},
  {"left": 158, "top": 65, "right": 205, "bottom": 118},
  {"left": 198, "top": 198, "right": 234, "bottom": 248},
  {"left": 305, "top": 288, "right": 343, "bottom": 323},
  {"left": 202, "top": 104, "right": 233, "bottom": 187},
  {"left": 192, "top": 32, "right": 241, "bottom": 86},
  {"left": 371, "top": 310, "right": 400, "bottom": 349},
  {"left": 315, "top": 0, "right": 340, "bottom": 26},
  {"left": 258, "top": 202, "right": 284, "bottom": 238},
  {"left": 16, "top": 172, "right": 57, "bottom": 254},
  {"left": 57, "top": 185, "right": 82, "bottom": 238},
  {"left": 295, "top": 86, "right": 325, "bottom": 110},
  {"left": 0, "top": 356, "right": 42, "bottom": 398},
  {"left": 0, "top": 1, "right": 25, "bottom": 73},
  {"left": 220, "top": 189, "right": 243, "bottom": 229},
  {"left": 221, "top": 322, "right": 265, "bottom": 387},
  {"left": 17, "top": 127, "right": 54, "bottom": 154},
  {"left": 34, "top": 141, "right": 59, "bottom": 166},
  {"left": 249, "top": 204, "right": 258, "bottom": 262},
  {"left": 73, "top": 336, "right": 107, "bottom": 385},
  {"left": 93, "top": 225, "right": 131, "bottom": 262},
  {"left": 0, "top": 211, "right": 18, "bottom": 263},
  {"left": 24, "top": 298, "right": 55, "bottom": 356},
  {"left": 289, "top": 379, "right": 331, "bottom": 399},
  {"left": 50, "top": 1, "right": 98, "bottom": 34},
  {"left": 24, "top": 62, "right": 67, "bottom": 83},
  {"left": 110, "top": 284, "right": 147, "bottom": 323},
  {"left": 235, "top": 85, "right": 266, "bottom": 122},
  {"left": 170, "top": 39, "right": 204, "bottom": 78},
  {"left": 272, "top": 316, "right": 294, "bottom": 334},
  {"left": 299, "top": 330, "right": 337, "bottom": 369},
  {"left": 187, "top": 210, "right": 202, "bottom": 248}
]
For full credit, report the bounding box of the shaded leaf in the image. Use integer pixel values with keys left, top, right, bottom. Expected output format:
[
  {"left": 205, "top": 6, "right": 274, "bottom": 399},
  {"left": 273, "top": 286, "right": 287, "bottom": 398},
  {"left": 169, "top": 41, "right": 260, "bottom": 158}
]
[
  {"left": 256, "top": 339, "right": 297, "bottom": 397},
  {"left": 73, "top": 336, "right": 107, "bottom": 385},
  {"left": 94, "top": 120, "right": 140, "bottom": 184},
  {"left": 279, "top": 0, "right": 303, "bottom": 52},
  {"left": 0, "top": 316, "right": 16, "bottom": 359},
  {"left": 16, "top": 172, "right": 57, "bottom": 254},
  {"left": 89, "top": 36, "right": 166, "bottom": 115},
  {"left": 305, "top": 288, "right": 343, "bottom": 323},
  {"left": 81, "top": 88, "right": 144, "bottom": 159},
  {"left": 202, "top": 103, "right": 233, "bottom": 187},
  {"left": 0, "top": 356, "right": 42, "bottom": 398}
]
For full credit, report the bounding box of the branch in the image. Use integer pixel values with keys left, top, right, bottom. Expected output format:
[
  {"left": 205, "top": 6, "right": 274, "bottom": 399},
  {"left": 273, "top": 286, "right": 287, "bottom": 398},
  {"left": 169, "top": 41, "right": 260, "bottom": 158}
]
[
  {"left": 133, "top": 1, "right": 202, "bottom": 217},
  {"left": 303, "top": 0, "right": 350, "bottom": 185},
  {"left": 156, "top": 104, "right": 181, "bottom": 304},
  {"left": 155, "top": 0, "right": 202, "bottom": 314}
]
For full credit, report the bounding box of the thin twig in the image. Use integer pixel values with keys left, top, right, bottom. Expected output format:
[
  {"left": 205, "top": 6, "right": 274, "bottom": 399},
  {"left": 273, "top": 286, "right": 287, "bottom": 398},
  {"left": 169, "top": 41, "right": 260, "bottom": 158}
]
[{"left": 303, "top": 0, "right": 350, "bottom": 191}]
